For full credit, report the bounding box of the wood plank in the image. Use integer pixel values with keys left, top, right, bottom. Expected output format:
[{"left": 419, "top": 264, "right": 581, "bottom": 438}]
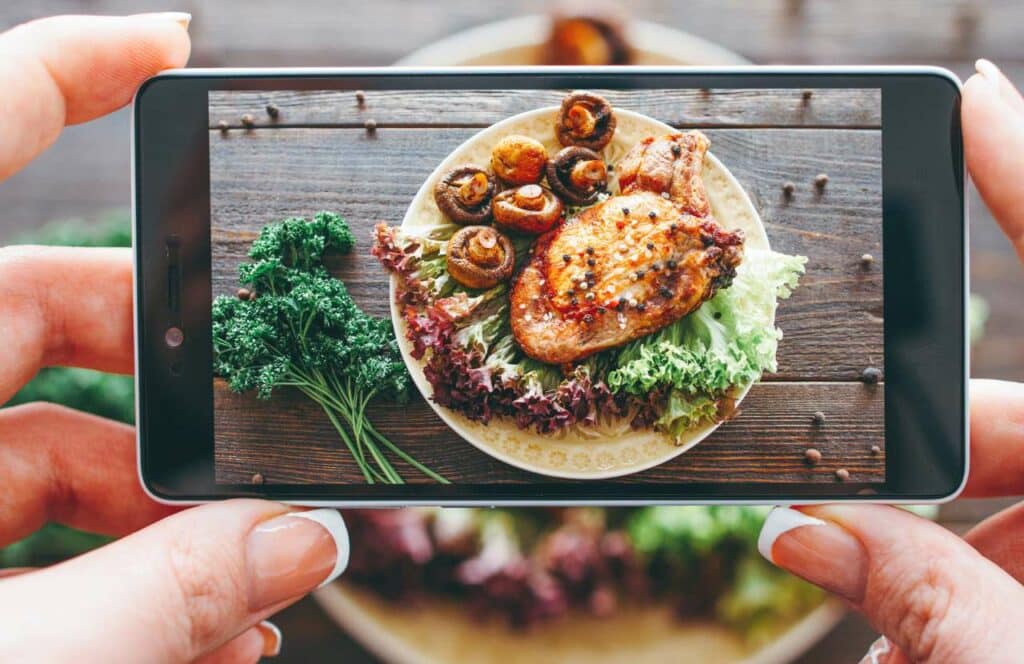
[
  {"left": 208, "top": 88, "right": 881, "bottom": 129},
  {"left": 209, "top": 126, "right": 882, "bottom": 381},
  {"left": 214, "top": 380, "right": 884, "bottom": 485}
]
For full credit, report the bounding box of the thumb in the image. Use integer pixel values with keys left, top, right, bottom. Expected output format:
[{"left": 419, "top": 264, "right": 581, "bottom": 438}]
[
  {"left": 0, "top": 501, "right": 348, "bottom": 663},
  {"left": 758, "top": 505, "right": 1024, "bottom": 663}
]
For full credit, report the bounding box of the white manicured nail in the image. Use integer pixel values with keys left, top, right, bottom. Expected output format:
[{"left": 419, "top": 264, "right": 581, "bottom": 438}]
[
  {"left": 256, "top": 620, "right": 282, "bottom": 657},
  {"left": 288, "top": 509, "right": 350, "bottom": 586},
  {"left": 757, "top": 506, "right": 825, "bottom": 563}
]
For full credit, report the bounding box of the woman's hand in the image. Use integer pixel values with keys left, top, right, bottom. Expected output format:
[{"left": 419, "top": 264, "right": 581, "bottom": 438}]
[
  {"left": 758, "top": 60, "right": 1024, "bottom": 664},
  {"left": 0, "top": 15, "right": 349, "bottom": 663}
]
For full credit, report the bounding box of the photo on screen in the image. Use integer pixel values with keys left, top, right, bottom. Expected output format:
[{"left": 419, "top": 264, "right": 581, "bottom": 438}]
[{"left": 208, "top": 87, "right": 883, "bottom": 486}]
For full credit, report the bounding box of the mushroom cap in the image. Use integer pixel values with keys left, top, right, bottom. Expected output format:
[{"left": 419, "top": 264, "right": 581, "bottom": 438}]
[
  {"left": 545, "top": 11, "right": 632, "bottom": 66},
  {"left": 493, "top": 185, "right": 565, "bottom": 235},
  {"left": 547, "top": 146, "right": 608, "bottom": 206},
  {"left": 556, "top": 91, "right": 617, "bottom": 151},
  {"left": 446, "top": 226, "right": 515, "bottom": 289},
  {"left": 434, "top": 165, "right": 497, "bottom": 225},
  {"left": 490, "top": 135, "right": 548, "bottom": 185}
]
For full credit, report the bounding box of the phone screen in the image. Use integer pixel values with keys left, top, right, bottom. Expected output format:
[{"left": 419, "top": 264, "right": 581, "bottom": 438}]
[{"left": 205, "top": 85, "right": 887, "bottom": 489}]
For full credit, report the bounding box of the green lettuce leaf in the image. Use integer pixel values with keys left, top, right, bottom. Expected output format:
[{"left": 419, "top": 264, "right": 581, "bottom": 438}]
[{"left": 608, "top": 249, "right": 807, "bottom": 437}]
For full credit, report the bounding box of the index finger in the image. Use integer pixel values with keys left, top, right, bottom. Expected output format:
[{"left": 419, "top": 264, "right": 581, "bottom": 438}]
[
  {"left": 0, "top": 12, "right": 191, "bottom": 181},
  {"left": 963, "top": 61, "right": 1024, "bottom": 261}
]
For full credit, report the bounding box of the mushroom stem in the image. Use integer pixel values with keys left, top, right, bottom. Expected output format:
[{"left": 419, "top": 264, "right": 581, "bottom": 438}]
[
  {"left": 566, "top": 104, "right": 597, "bottom": 137},
  {"left": 458, "top": 172, "right": 490, "bottom": 206},
  {"left": 513, "top": 184, "right": 547, "bottom": 211},
  {"left": 570, "top": 159, "right": 607, "bottom": 189}
]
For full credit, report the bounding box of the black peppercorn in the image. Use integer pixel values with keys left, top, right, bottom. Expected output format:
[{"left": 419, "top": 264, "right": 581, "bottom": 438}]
[
  {"left": 671, "top": 143, "right": 682, "bottom": 156},
  {"left": 583, "top": 313, "right": 594, "bottom": 323},
  {"left": 870, "top": 445, "right": 882, "bottom": 456},
  {"left": 861, "top": 367, "right": 882, "bottom": 384},
  {"left": 804, "top": 448, "right": 822, "bottom": 465},
  {"left": 659, "top": 287, "right": 672, "bottom": 298},
  {"left": 635, "top": 270, "right": 645, "bottom": 279},
  {"left": 815, "top": 173, "right": 829, "bottom": 188},
  {"left": 802, "top": 89, "right": 813, "bottom": 102},
  {"left": 355, "top": 90, "right": 366, "bottom": 106},
  {"left": 782, "top": 181, "right": 795, "bottom": 197},
  {"left": 616, "top": 299, "right": 626, "bottom": 311},
  {"left": 636, "top": 302, "right": 647, "bottom": 312},
  {"left": 241, "top": 113, "right": 255, "bottom": 128},
  {"left": 812, "top": 411, "right": 826, "bottom": 425},
  {"left": 265, "top": 103, "right": 279, "bottom": 118},
  {"left": 586, "top": 247, "right": 595, "bottom": 255},
  {"left": 237, "top": 287, "right": 251, "bottom": 300},
  {"left": 621, "top": 207, "right": 630, "bottom": 216},
  {"left": 835, "top": 468, "right": 850, "bottom": 482},
  {"left": 364, "top": 118, "right": 377, "bottom": 133},
  {"left": 251, "top": 472, "right": 265, "bottom": 484},
  {"left": 713, "top": 311, "right": 721, "bottom": 320},
  {"left": 666, "top": 259, "right": 677, "bottom": 270},
  {"left": 563, "top": 254, "right": 571, "bottom": 263},
  {"left": 217, "top": 120, "right": 229, "bottom": 133},
  {"left": 646, "top": 242, "right": 655, "bottom": 250},
  {"left": 648, "top": 210, "right": 657, "bottom": 219},
  {"left": 587, "top": 258, "right": 596, "bottom": 267}
]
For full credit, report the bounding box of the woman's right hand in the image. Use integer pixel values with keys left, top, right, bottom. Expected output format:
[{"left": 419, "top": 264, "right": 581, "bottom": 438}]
[{"left": 758, "top": 60, "right": 1024, "bottom": 664}]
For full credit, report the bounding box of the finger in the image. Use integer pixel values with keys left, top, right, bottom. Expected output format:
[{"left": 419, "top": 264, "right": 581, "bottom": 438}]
[
  {"left": 0, "top": 504, "right": 345, "bottom": 663},
  {"left": 0, "top": 247, "right": 133, "bottom": 404},
  {"left": 0, "top": 568, "right": 34, "bottom": 579},
  {"left": 0, "top": 12, "right": 191, "bottom": 180},
  {"left": 964, "top": 500, "right": 1024, "bottom": 582},
  {"left": 759, "top": 505, "right": 1024, "bottom": 663},
  {"left": 0, "top": 403, "right": 175, "bottom": 546},
  {"left": 194, "top": 622, "right": 282, "bottom": 664},
  {"left": 962, "top": 379, "right": 1024, "bottom": 497},
  {"left": 962, "top": 60, "right": 1024, "bottom": 261}
]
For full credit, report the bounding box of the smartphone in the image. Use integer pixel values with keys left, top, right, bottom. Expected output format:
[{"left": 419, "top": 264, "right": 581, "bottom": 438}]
[{"left": 133, "top": 67, "right": 966, "bottom": 505}]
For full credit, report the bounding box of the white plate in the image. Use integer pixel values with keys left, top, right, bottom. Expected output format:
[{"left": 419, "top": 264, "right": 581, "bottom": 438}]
[
  {"left": 389, "top": 106, "right": 768, "bottom": 479},
  {"left": 315, "top": 583, "right": 844, "bottom": 664}
]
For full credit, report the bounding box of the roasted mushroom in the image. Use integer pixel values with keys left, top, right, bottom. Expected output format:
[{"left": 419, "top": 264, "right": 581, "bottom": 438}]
[
  {"left": 493, "top": 184, "right": 565, "bottom": 234},
  {"left": 446, "top": 226, "right": 515, "bottom": 289},
  {"left": 545, "top": 10, "right": 632, "bottom": 66},
  {"left": 546, "top": 146, "right": 608, "bottom": 206},
  {"left": 434, "top": 165, "right": 497, "bottom": 225},
  {"left": 556, "top": 91, "right": 617, "bottom": 151},
  {"left": 491, "top": 135, "right": 549, "bottom": 185}
]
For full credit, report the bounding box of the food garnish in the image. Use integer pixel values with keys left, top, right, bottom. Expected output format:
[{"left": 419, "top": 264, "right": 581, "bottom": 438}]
[
  {"left": 546, "top": 146, "right": 608, "bottom": 205},
  {"left": 493, "top": 184, "right": 565, "bottom": 234},
  {"left": 213, "top": 212, "right": 447, "bottom": 484},
  {"left": 490, "top": 134, "right": 549, "bottom": 185},
  {"left": 446, "top": 225, "right": 515, "bottom": 289},
  {"left": 556, "top": 91, "right": 617, "bottom": 151},
  {"left": 434, "top": 165, "right": 496, "bottom": 225}
]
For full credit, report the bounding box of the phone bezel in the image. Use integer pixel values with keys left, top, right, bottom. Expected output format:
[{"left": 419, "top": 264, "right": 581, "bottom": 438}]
[{"left": 133, "top": 66, "right": 967, "bottom": 505}]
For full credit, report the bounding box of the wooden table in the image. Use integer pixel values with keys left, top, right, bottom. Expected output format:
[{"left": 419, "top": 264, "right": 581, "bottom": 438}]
[
  {"left": 1, "top": 1, "right": 1022, "bottom": 662},
  {"left": 208, "top": 87, "right": 884, "bottom": 486}
]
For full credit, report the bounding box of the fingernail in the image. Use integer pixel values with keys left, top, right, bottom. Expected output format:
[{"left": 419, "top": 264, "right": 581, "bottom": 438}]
[
  {"left": 136, "top": 11, "right": 192, "bottom": 30},
  {"left": 245, "top": 509, "right": 349, "bottom": 610},
  {"left": 256, "top": 621, "right": 282, "bottom": 657},
  {"left": 758, "top": 506, "right": 868, "bottom": 603},
  {"left": 975, "top": 58, "right": 1001, "bottom": 85},
  {"left": 859, "top": 636, "right": 893, "bottom": 664}
]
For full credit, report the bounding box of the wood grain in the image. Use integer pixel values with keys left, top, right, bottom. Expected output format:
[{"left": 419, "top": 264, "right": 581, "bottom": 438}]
[
  {"left": 214, "top": 379, "right": 883, "bottom": 484},
  {"left": 209, "top": 126, "right": 882, "bottom": 381},
  {"left": 209, "top": 88, "right": 881, "bottom": 129}
]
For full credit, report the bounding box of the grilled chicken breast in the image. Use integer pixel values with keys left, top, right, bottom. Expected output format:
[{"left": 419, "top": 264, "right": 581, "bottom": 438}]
[{"left": 510, "top": 131, "right": 743, "bottom": 365}]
